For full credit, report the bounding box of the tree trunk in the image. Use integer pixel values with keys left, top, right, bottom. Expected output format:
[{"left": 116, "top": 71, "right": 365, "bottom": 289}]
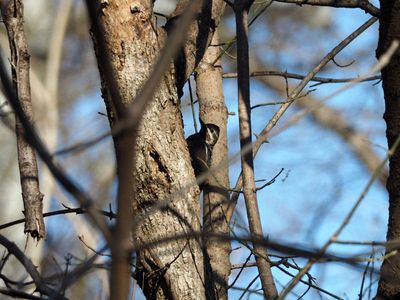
[
  {"left": 89, "top": 1, "right": 225, "bottom": 298},
  {"left": 375, "top": 1, "right": 400, "bottom": 299}
]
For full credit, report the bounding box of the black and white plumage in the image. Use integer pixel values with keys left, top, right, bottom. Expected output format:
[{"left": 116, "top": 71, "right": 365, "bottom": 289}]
[{"left": 186, "top": 119, "right": 220, "bottom": 190}]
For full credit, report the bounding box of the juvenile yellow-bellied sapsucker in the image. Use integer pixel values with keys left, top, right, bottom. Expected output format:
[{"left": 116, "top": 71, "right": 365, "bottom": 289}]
[{"left": 186, "top": 119, "right": 220, "bottom": 191}]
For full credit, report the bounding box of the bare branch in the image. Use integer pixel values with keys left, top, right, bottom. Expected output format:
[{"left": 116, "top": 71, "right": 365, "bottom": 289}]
[
  {"left": 358, "top": 253, "right": 373, "bottom": 300},
  {"left": 274, "top": 263, "right": 343, "bottom": 299},
  {"left": 238, "top": 274, "right": 259, "bottom": 300},
  {"left": 0, "top": 287, "right": 44, "bottom": 300},
  {"left": 223, "top": 70, "right": 381, "bottom": 85},
  {"left": 228, "top": 253, "right": 253, "bottom": 288},
  {"left": 272, "top": 0, "right": 380, "bottom": 17},
  {"left": 128, "top": 230, "right": 383, "bottom": 269},
  {"left": 1, "top": 0, "right": 45, "bottom": 240},
  {"left": 0, "top": 206, "right": 116, "bottom": 231},
  {"left": 234, "top": 0, "right": 278, "bottom": 297},
  {"left": 0, "top": 235, "right": 66, "bottom": 299},
  {"left": 255, "top": 168, "right": 284, "bottom": 191}
]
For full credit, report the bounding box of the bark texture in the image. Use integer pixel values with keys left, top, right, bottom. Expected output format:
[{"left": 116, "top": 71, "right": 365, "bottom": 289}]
[
  {"left": 1, "top": 0, "right": 45, "bottom": 240},
  {"left": 196, "top": 32, "right": 231, "bottom": 300},
  {"left": 375, "top": 1, "right": 400, "bottom": 299},
  {"left": 90, "top": 0, "right": 225, "bottom": 298}
]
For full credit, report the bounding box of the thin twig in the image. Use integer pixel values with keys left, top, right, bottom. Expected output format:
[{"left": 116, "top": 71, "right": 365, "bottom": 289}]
[
  {"left": 358, "top": 252, "right": 373, "bottom": 300},
  {"left": 223, "top": 70, "right": 381, "bottom": 85},
  {"left": 255, "top": 168, "right": 284, "bottom": 191},
  {"left": 238, "top": 274, "right": 260, "bottom": 299},
  {"left": 0, "top": 287, "right": 44, "bottom": 300},
  {"left": 0, "top": 235, "right": 66, "bottom": 299},
  {"left": 274, "top": 263, "right": 343, "bottom": 299},
  {"left": 0, "top": 206, "right": 116, "bottom": 231},
  {"left": 228, "top": 253, "right": 253, "bottom": 289},
  {"left": 272, "top": 0, "right": 380, "bottom": 17},
  {"left": 212, "top": 0, "right": 273, "bottom": 65},
  {"left": 188, "top": 77, "right": 198, "bottom": 133},
  {"left": 78, "top": 235, "right": 112, "bottom": 257}
]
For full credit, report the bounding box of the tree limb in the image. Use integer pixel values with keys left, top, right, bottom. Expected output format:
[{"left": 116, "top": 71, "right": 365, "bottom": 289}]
[
  {"left": 0, "top": 235, "right": 66, "bottom": 299},
  {"left": 1, "top": 0, "right": 45, "bottom": 240},
  {"left": 272, "top": 0, "right": 380, "bottom": 17},
  {"left": 234, "top": 0, "right": 278, "bottom": 297}
]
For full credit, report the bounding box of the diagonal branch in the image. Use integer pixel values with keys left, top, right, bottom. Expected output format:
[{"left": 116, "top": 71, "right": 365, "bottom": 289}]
[{"left": 0, "top": 234, "right": 66, "bottom": 299}]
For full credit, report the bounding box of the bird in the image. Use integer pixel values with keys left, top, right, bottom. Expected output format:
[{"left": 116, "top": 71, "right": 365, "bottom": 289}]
[{"left": 186, "top": 119, "right": 220, "bottom": 191}]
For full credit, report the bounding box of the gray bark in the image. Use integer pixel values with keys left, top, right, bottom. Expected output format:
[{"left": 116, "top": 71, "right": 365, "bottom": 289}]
[
  {"left": 1, "top": 0, "right": 45, "bottom": 240},
  {"left": 89, "top": 0, "right": 225, "bottom": 298}
]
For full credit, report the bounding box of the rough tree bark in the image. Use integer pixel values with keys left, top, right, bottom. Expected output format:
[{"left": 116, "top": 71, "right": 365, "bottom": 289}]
[
  {"left": 196, "top": 32, "right": 231, "bottom": 300},
  {"left": 89, "top": 0, "right": 225, "bottom": 298},
  {"left": 375, "top": 1, "right": 400, "bottom": 299},
  {"left": 1, "top": 0, "right": 45, "bottom": 240}
]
